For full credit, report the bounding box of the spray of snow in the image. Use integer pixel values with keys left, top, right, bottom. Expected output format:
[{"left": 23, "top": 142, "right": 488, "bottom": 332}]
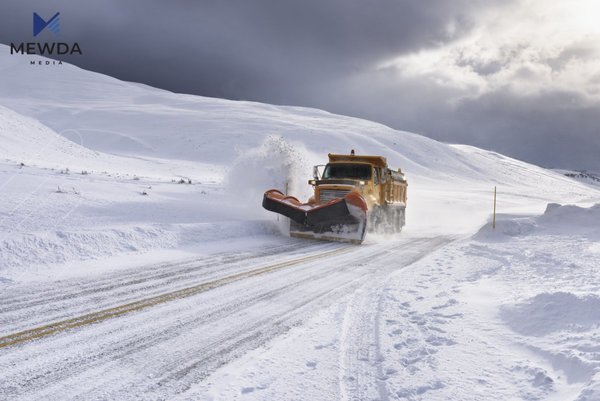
[{"left": 225, "top": 136, "right": 315, "bottom": 214}]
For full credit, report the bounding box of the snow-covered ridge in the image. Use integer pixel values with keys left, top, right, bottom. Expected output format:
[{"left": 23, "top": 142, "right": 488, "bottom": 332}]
[
  {"left": 0, "top": 45, "right": 592, "bottom": 187},
  {"left": 555, "top": 169, "right": 600, "bottom": 187}
]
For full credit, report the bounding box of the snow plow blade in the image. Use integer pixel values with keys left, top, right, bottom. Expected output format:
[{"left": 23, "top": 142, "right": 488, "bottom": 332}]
[{"left": 262, "top": 189, "right": 368, "bottom": 244}]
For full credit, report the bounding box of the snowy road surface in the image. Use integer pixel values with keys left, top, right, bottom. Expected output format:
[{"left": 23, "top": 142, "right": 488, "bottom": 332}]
[{"left": 0, "top": 235, "right": 453, "bottom": 400}]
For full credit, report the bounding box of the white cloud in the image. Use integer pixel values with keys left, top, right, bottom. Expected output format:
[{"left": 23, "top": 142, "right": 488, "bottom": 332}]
[{"left": 382, "top": 0, "right": 600, "bottom": 103}]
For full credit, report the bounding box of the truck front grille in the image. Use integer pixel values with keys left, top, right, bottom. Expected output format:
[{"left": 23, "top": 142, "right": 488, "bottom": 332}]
[{"left": 319, "top": 189, "right": 351, "bottom": 203}]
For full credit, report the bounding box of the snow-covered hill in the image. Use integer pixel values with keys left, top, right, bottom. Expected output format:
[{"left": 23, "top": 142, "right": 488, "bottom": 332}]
[
  {"left": 0, "top": 46, "right": 592, "bottom": 194},
  {"left": 1, "top": 48, "right": 600, "bottom": 401},
  {"left": 1, "top": 46, "right": 598, "bottom": 275},
  {"left": 1, "top": 46, "right": 597, "bottom": 240}
]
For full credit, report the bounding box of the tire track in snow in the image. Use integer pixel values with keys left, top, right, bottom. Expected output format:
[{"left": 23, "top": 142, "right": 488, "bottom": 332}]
[
  {"left": 1, "top": 240, "right": 308, "bottom": 308},
  {"left": 1, "top": 238, "right": 393, "bottom": 399},
  {"left": 0, "top": 240, "right": 327, "bottom": 333},
  {"left": 0, "top": 245, "right": 352, "bottom": 349},
  {"left": 338, "top": 236, "right": 454, "bottom": 401}
]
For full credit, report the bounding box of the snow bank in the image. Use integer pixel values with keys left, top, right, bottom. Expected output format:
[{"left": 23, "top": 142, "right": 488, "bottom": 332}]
[
  {"left": 0, "top": 221, "right": 278, "bottom": 277},
  {"left": 466, "top": 207, "right": 600, "bottom": 397},
  {"left": 0, "top": 225, "right": 178, "bottom": 270},
  {"left": 474, "top": 203, "right": 600, "bottom": 240},
  {"left": 473, "top": 216, "right": 537, "bottom": 240},
  {"left": 575, "top": 380, "right": 600, "bottom": 401},
  {"left": 539, "top": 203, "right": 600, "bottom": 234},
  {"left": 501, "top": 292, "right": 600, "bottom": 336}
]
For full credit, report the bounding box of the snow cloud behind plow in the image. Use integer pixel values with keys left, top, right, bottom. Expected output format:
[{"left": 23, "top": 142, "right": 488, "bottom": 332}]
[{"left": 225, "top": 136, "right": 317, "bottom": 217}]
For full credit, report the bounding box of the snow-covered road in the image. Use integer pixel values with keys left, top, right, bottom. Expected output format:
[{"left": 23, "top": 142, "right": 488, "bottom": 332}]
[{"left": 0, "top": 235, "right": 453, "bottom": 400}]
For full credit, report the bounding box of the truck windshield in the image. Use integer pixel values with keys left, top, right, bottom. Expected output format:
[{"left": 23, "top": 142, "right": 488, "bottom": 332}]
[{"left": 322, "top": 163, "right": 371, "bottom": 180}]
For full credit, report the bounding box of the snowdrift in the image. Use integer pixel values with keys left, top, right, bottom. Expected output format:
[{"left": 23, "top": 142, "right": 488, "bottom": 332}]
[
  {"left": 475, "top": 203, "right": 600, "bottom": 240},
  {"left": 0, "top": 104, "right": 104, "bottom": 169},
  {"left": 539, "top": 203, "right": 600, "bottom": 235},
  {"left": 501, "top": 292, "right": 600, "bottom": 336}
]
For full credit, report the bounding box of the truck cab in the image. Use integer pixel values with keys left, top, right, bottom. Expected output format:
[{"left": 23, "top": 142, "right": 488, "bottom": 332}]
[{"left": 310, "top": 153, "right": 407, "bottom": 212}]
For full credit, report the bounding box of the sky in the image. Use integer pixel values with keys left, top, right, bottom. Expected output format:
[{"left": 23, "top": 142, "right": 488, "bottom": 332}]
[{"left": 1, "top": 0, "right": 599, "bottom": 170}]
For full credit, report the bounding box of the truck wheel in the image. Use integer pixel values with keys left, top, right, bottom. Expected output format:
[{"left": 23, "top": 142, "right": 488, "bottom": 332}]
[
  {"left": 369, "top": 206, "right": 384, "bottom": 234},
  {"left": 390, "top": 207, "right": 404, "bottom": 233},
  {"left": 398, "top": 207, "right": 406, "bottom": 230}
]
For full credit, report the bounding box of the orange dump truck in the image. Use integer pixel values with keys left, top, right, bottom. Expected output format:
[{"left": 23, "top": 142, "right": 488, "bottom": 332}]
[{"left": 263, "top": 151, "right": 408, "bottom": 244}]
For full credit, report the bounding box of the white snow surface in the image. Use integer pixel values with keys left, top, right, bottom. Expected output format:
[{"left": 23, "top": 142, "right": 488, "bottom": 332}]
[{"left": 1, "top": 48, "right": 600, "bottom": 400}]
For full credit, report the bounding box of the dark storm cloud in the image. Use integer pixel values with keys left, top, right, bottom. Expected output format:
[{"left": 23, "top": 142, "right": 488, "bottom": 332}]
[
  {"left": 0, "top": 0, "right": 495, "bottom": 100},
  {"left": 1, "top": 0, "right": 599, "bottom": 170}
]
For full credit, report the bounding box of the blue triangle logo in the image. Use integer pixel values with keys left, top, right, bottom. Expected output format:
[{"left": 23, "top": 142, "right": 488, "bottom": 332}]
[{"left": 33, "top": 12, "right": 60, "bottom": 37}]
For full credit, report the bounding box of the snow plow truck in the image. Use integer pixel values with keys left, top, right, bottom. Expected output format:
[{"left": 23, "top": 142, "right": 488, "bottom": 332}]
[{"left": 262, "top": 151, "right": 408, "bottom": 244}]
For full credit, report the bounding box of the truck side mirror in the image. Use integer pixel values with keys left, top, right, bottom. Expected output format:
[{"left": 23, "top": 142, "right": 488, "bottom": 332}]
[{"left": 313, "top": 166, "right": 320, "bottom": 180}]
